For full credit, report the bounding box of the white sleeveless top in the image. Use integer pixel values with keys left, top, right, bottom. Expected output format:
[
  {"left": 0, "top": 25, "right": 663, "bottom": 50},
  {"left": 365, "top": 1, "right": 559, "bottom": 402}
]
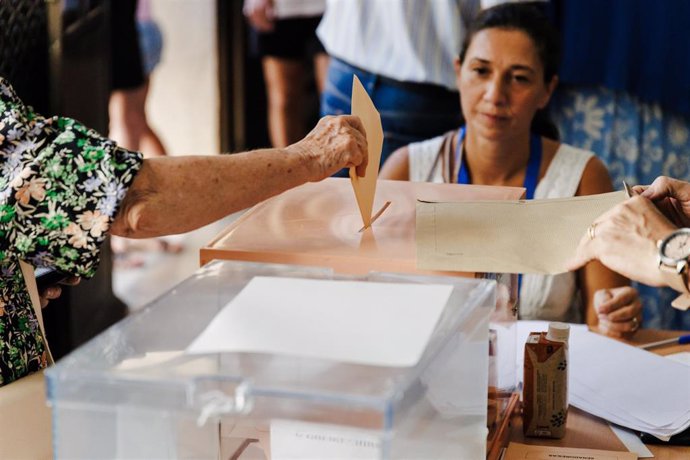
[{"left": 409, "top": 135, "right": 595, "bottom": 322}]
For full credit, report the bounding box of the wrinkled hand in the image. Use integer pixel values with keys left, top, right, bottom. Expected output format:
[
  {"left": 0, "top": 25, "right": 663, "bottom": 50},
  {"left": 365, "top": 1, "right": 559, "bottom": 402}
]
[
  {"left": 39, "top": 277, "right": 80, "bottom": 309},
  {"left": 634, "top": 176, "right": 690, "bottom": 228},
  {"left": 566, "top": 196, "right": 677, "bottom": 285},
  {"left": 288, "top": 115, "right": 369, "bottom": 180},
  {"left": 593, "top": 286, "right": 642, "bottom": 338},
  {"left": 243, "top": 0, "right": 275, "bottom": 31}
]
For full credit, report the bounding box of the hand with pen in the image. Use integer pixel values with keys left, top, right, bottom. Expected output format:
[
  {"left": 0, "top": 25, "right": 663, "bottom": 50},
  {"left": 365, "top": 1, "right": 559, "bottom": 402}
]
[
  {"left": 568, "top": 176, "right": 690, "bottom": 310},
  {"left": 634, "top": 176, "right": 690, "bottom": 229}
]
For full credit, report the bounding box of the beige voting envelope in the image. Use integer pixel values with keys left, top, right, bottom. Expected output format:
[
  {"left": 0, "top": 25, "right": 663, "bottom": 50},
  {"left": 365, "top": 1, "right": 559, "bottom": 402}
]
[
  {"left": 0, "top": 263, "right": 52, "bottom": 459},
  {"left": 349, "top": 75, "right": 384, "bottom": 229},
  {"left": 504, "top": 442, "right": 636, "bottom": 460},
  {"left": 417, "top": 191, "right": 625, "bottom": 274},
  {"left": 0, "top": 371, "right": 51, "bottom": 459}
]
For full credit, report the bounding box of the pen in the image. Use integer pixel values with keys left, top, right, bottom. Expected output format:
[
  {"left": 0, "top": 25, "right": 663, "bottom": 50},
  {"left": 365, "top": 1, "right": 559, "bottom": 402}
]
[
  {"left": 638, "top": 334, "right": 690, "bottom": 350},
  {"left": 622, "top": 181, "right": 633, "bottom": 198}
]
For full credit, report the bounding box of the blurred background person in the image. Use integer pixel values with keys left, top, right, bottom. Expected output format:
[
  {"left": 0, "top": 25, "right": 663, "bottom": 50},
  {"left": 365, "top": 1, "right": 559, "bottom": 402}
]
[
  {"left": 108, "top": 0, "right": 162, "bottom": 156},
  {"left": 133, "top": 0, "right": 167, "bottom": 158},
  {"left": 317, "top": 0, "right": 464, "bottom": 173},
  {"left": 244, "top": 0, "right": 327, "bottom": 148}
]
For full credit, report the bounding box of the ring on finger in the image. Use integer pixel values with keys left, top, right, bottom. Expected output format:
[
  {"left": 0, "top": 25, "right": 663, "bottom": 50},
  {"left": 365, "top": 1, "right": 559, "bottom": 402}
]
[
  {"left": 588, "top": 222, "right": 598, "bottom": 240},
  {"left": 630, "top": 316, "right": 640, "bottom": 332}
]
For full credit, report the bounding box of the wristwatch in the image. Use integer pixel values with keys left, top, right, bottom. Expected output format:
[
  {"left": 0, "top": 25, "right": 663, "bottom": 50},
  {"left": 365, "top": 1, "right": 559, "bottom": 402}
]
[{"left": 658, "top": 228, "right": 690, "bottom": 311}]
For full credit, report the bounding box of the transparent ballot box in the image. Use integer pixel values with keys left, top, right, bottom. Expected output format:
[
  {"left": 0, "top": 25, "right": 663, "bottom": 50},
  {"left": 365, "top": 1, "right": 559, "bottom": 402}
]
[
  {"left": 201, "top": 178, "right": 522, "bottom": 455},
  {"left": 46, "top": 260, "right": 497, "bottom": 459}
]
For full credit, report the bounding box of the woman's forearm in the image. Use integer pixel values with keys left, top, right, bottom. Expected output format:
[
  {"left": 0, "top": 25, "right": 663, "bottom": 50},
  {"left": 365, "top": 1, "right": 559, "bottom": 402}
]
[
  {"left": 111, "top": 148, "right": 313, "bottom": 238},
  {"left": 110, "top": 115, "right": 367, "bottom": 238}
]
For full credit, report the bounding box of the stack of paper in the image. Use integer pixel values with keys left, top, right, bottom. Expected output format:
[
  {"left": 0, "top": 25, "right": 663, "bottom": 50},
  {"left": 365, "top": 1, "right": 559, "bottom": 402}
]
[
  {"left": 515, "top": 321, "right": 690, "bottom": 441},
  {"left": 568, "top": 328, "right": 690, "bottom": 441}
]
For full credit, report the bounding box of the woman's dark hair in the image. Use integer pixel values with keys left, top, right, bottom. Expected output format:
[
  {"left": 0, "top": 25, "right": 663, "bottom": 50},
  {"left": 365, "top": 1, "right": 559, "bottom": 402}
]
[{"left": 459, "top": 3, "right": 562, "bottom": 140}]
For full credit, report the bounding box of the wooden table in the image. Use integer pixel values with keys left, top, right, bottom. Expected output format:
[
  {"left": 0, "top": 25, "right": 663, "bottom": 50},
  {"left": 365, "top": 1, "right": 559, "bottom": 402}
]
[{"left": 508, "top": 329, "right": 690, "bottom": 459}]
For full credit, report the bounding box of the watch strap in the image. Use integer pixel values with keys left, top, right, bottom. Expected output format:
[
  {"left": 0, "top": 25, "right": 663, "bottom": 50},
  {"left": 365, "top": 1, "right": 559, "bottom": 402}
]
[
  {"left": 672, "top": 294, "right": 690, "bottom": 311},
  {"left": 658, "top": 263, "right": 690, "bottom": 311}
]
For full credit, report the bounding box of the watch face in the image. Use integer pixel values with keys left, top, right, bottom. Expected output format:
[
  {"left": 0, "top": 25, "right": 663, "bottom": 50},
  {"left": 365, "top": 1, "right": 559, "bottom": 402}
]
[{"left": 661, "top": 229, "right": 690, "bottom": 262}]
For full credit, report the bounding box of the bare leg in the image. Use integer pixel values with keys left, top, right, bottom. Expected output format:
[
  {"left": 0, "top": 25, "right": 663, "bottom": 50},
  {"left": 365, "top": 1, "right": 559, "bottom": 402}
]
[
  {"left": 108, "top": 84, "right": 148, "bottom": 152},
  {"left": 110, "top": 79, "right": 167, "bottom": 157},
  {"left": 138, "top": 79, "right": 167, "bottom": 157},
  {"left": 262, "top": 56, "right": 306, "bottom": 148},
  {"left": 313, "top": 52, "right": 330, "bottom": 95}
]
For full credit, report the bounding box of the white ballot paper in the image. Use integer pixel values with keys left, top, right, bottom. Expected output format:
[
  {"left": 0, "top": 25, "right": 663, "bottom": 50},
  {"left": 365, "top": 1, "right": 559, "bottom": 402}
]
[
  {"left": 667, "top": 351, "right": 690, "bottom": 367},
  {"left": 568, "top": 329, "right": 690, "bottom": 440},
  {"left": 187, "top": 276, "right": 452, "bottom": 367},
  {"left": 271, "top": 419, "right": 381, "bottom": 460},
  {"left": 417, "top": 191, "right": 625, "bottom": 274}
]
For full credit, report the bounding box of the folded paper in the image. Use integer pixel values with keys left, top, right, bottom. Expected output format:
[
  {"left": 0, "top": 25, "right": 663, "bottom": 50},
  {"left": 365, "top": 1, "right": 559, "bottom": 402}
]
[
  {"left": 417, "top": 191, "right": 625, "bottom": 274},
  {"left": 187, "top": 276, "right": 452, "bottom": 367},
  {"left": 0, "top": 371, "right": 52, "bottom": 459},
  {"left": 350, "top": 75, "right": 384, "bottom": 228}
]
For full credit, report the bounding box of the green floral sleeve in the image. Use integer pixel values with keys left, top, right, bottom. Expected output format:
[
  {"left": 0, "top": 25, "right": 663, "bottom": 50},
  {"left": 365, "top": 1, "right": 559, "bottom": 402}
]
[
  {"left": 0, "top": 77, "right": 143, "bottom": 277},
  {"left": 0, "top": 77, "right": 143, "bottom": 386}
]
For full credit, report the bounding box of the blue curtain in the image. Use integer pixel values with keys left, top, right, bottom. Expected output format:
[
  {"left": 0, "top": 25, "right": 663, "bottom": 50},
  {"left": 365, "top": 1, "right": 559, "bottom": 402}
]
[{"left": 547, "top": 0, "right": 690, "bottom": 117}]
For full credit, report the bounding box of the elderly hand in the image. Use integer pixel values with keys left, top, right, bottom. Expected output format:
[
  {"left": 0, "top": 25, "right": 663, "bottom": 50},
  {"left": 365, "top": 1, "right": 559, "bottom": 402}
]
[
  {"left": 593, "top": 286, "right": 642, "bottom": 338},
  {"left": 39, "top": 277, "right": 80, "bottom": 309},
  {"left": 288, "top": 115, "right": 369, "bottom": 180},
  {"left": 634, "top": 176, "right": 690, "bottom": 228},
  {"left": 566, "top": 195, "right": 677, "bottom": 286},
  {"left": 243, "top": 0, "right": 275, "bottom": 32}
]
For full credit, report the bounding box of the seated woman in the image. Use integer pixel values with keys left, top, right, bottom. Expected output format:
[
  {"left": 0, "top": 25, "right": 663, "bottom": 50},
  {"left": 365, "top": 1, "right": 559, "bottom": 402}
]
[{"left": 380, "top": 3, "right": 641, "bottom": 337}]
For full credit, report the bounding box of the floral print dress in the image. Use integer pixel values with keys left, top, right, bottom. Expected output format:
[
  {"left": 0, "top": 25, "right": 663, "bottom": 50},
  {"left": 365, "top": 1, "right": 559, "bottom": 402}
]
[{"left": 0, "top": 78, "right": 143, "bottom": 387}]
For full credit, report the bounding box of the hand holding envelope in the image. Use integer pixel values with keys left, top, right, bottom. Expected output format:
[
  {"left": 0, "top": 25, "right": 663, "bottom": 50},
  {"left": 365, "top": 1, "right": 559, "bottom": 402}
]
[{"left": 566, "top": 195, "right": 678, "bottom": 286}]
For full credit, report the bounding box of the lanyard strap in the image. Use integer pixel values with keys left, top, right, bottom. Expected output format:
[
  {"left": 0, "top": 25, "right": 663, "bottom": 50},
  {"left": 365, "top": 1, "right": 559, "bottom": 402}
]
[{"left": 455, "top": 127, "right": 543, "bottom": 199}]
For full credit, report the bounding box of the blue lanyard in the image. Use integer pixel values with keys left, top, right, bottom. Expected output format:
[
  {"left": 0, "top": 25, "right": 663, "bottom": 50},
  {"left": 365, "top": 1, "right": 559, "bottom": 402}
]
[
  {"left": 455, "top": 127, "right": 542, "bottom": 199},
  {"left": 455, "top": 127, "right": 543, "bottom": 293}
]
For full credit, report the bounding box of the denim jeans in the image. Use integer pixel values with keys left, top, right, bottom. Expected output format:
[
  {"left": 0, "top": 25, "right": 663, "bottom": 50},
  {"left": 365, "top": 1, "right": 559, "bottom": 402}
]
[{"left": 321, "top": 58, "right": 461, "bottom": 176}]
